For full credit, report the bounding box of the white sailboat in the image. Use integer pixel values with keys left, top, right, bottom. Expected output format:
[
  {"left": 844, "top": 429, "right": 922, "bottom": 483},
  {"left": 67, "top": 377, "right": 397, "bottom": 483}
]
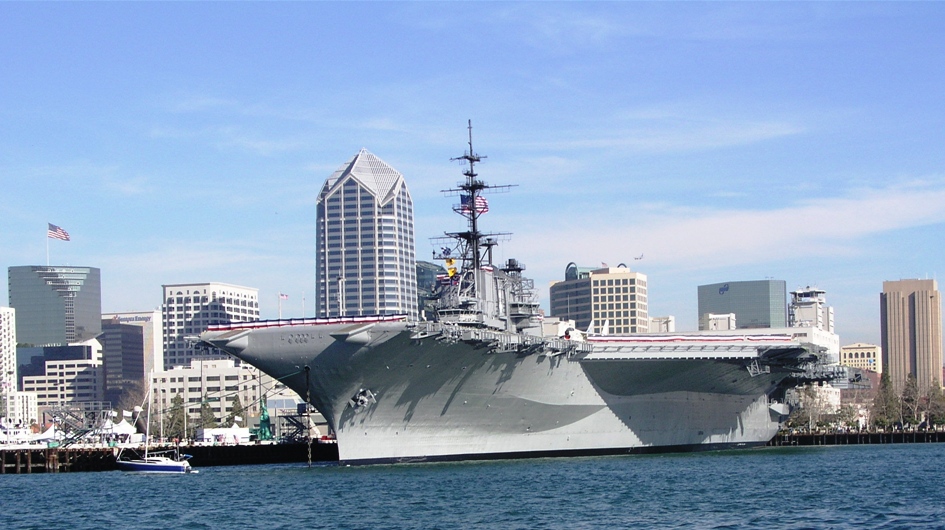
[{"left": 116, "top": 375, "right": 195, "bottom": 474}]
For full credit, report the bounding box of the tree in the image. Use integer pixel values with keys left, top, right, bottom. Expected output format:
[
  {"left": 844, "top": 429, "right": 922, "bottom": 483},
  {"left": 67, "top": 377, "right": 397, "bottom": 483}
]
[
  {"left": 925, "top": 386, "right": 945, "bottom": 427},
  {"left": 198, "top": 396, "right": 217, "bottom": 431},
  {"left": 164, "top": 393, "right": 186, "bottom": 441},
  {"left": 835, "top": 405, "right": 859, "bottom": 430},
  {"left": 225, "top": 395, "right": 245, "bottom": 426},
  {"left": 900, "top": 375, "right": 921, "bottom": 426},
  {"left": 871, "top": 371, "right": 898, "bottom": 429},
  {"left": 114, "top": 378, "right": 147, "bottom": 420},
  {"left": 784, "top": 385, "right": 829, "bottom": 431}
]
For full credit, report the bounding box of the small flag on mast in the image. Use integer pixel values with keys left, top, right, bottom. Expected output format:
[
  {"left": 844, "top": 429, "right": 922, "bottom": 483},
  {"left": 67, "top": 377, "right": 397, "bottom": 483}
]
[
  {"left": 279, "top": 293, "right": 289, "bottom": 300},
  {"left": 47, "top": 223, "right": 70, "bottom": 241},
  {"left": 460, "top": 195, "right": 489, "bottom": 215}
]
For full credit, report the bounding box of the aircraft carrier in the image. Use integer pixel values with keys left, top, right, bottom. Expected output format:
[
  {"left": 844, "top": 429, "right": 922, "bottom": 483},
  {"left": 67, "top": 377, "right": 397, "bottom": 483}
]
[{"left": 200, "top": 123, "right": 829, "bottom": 464}]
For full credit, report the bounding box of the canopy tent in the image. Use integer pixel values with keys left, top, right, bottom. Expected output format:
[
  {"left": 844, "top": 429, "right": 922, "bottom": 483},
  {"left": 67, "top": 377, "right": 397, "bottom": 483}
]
[
  {"left": 32, "top": 425, "right": 59, "bottom": 442},
  {"left": 196, "top": 424, "right": 251, "bottom": 444},
  {"left": 111, "top": 419, "right": 137, "bottom": 435}
]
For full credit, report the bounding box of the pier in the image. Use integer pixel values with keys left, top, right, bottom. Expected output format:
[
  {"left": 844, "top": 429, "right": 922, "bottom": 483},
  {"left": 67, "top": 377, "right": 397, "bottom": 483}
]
[
  {"left": 1, "top": 447, "right": 115, "bottom": 473},
  {"left": 769, "top": 430, "right": 945, "bottom": 447},
  {"left": 1, "top": 442, "right": 338, "bottom": 473}
]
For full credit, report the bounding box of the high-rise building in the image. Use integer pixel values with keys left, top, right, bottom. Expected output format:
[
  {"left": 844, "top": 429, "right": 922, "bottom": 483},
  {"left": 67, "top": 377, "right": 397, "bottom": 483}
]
[
  {"left": 316, "top": 149, "right": 417, "bottom": 319},
  {"left": 549, "top": 263, "right": 648, "bottom": 334},
  {"left": 100, "top": 321, "right": 142, "bottom": 405},
  {"left": 697, "top": 280, "right": 787, "bottom": 330},
  {"left": 880, "top": 279, "right": 943, "bottom": 392},
  {"left": 7, "top": 266, "right": 101, "bottom": 346},
  {"left": 162, "top": 283, "right": 259, "bottom": 369},
  {"left": 1, "top": 307, "right": 15, "bottom": 391},
  {"left": 102, "top": 311, "right": 163, "bottom": 378},
  {"left": 100, "top": 314, "right": 151, "bottom": 406},
  {"left": 549, "top": 263, "right": 594, "bottom": 331},
  {"left": 1, "top": 307, "right": 17, "bottom": 423}
]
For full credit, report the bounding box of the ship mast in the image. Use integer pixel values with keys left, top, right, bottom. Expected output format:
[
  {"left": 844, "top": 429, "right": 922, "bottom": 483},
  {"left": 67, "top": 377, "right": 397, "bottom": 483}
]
[
  {"left": 454, "top": 120, "right": 485, "bottom": 271},
  {"left": 438, "top": 120, "right": 513, "bottom": 291}
]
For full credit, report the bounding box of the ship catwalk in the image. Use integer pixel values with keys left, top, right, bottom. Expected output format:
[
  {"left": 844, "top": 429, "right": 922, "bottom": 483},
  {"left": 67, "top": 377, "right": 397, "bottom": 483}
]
[{"left": 200, "top": 123, "right": 828, "bottom": 464}]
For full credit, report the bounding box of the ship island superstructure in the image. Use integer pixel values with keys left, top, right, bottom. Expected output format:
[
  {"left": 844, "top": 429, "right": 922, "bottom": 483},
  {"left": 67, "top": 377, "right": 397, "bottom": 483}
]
[{"left": 200, "top": 123, "right": 831, "bottom": 464}]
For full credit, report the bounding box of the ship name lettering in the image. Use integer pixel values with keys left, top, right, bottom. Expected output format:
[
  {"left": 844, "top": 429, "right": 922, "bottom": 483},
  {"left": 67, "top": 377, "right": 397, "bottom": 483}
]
[{"left": 282, "top": 333, "right": 311, "bottom": 344}]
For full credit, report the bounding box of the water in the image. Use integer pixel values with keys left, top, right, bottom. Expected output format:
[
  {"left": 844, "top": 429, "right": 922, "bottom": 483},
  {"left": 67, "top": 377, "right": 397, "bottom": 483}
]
[{"left": 3, "top": 444, "right": 944, "bottom": 529}]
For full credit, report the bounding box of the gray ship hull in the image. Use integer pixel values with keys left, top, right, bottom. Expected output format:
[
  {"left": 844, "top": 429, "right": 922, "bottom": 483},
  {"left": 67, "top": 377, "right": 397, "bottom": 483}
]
[{"left": 202, "top": 319, "right": 810, "bottom": 464}]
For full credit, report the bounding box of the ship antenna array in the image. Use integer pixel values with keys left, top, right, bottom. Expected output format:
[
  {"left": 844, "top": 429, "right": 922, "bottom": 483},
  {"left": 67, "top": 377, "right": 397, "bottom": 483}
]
[{"left": 438, "top": 120, "right": 515, "bottom": 272}]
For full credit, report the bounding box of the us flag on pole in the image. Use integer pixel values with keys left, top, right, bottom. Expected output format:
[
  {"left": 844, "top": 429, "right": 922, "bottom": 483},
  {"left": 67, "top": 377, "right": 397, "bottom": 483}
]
[{"left": 47, "top": 223, "right": 71, "bottom": 241}]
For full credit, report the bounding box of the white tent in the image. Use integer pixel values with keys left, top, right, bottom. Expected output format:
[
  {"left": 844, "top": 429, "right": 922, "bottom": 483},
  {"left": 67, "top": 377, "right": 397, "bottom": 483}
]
[
  {"left": 32, "top": 425, "right": 59, "bottom": 442},
  {"left": 112, "top": 419, "right": 137, "bottom": 435},
  {"left": 196, "top": 424, "right": 251, "bottom": 444}
]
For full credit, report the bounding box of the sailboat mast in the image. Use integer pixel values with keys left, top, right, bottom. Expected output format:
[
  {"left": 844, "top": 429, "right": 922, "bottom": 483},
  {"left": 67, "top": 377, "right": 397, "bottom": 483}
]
[{"left": 144, "top": 372, "right": 153, "bottom": 457}]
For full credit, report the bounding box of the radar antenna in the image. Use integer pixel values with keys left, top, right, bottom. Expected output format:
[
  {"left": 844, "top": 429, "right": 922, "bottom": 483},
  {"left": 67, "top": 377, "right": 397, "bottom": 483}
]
[{"left": 436, "top": 120, "right": 515, "bottom": 286}]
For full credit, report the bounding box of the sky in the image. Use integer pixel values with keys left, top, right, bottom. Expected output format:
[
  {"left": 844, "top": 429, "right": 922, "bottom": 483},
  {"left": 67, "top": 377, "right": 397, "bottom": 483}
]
[{"left": 2, "top": 2, "right": 945, "bottom": 346}]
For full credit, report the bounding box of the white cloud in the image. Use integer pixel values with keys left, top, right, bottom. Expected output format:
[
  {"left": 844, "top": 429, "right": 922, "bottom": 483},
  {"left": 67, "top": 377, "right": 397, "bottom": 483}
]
[{"left": 507, "top": 183, "right": 945, "bottom": 283}]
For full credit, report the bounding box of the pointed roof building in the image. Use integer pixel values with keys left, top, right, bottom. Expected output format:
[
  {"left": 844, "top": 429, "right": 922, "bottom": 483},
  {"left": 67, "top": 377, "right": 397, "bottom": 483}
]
[
  {"left": 325, "top": 148, "right": 406, "bottom": 203},
  {"left": 316, "top": 149, "right": 417, "bottom": 319}
]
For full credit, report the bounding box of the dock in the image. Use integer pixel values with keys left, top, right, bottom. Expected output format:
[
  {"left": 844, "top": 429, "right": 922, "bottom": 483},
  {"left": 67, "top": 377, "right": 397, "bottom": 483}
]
[
  {"left": 1, "top": 447, "right": 115, "bottom": 473},
  {"left": 1, "top": 442, "right": 338, "bottom": 473},
  {"left": 769, "top": 430, "right": 945, "bottom": 446}
]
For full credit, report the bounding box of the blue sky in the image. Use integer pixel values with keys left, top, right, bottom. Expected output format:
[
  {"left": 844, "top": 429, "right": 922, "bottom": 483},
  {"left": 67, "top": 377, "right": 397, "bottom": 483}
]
[{"left": 2, "top": 2, "right": 944, "bottom": 346}]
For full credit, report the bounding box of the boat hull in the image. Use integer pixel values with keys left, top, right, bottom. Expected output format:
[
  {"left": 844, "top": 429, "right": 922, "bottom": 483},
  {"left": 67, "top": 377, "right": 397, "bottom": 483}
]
[
  {"left": 202, "top": 320, "right": 809, "bottom": 465},
  {"left": 116, "top": 458, "right": 193, "bottom": 473}
]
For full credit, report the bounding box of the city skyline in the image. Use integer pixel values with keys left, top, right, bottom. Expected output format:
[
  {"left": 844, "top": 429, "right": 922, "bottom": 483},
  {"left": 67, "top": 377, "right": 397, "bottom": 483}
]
[{"left": 3, "top": 3, "right": 945, "bottom": 347}]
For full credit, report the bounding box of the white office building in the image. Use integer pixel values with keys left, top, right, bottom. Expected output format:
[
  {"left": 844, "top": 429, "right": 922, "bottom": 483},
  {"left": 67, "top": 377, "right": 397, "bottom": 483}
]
[
  {"left": 3, "top": 390, "right": 38, "bottom": 427},
  {"left": 0, "top": 307, "right": 36, "bottom": 426},
  {"left": 316, "top": 148, "right": 418, "bottom": 319},
  {"left": 20, "top": 338, "right": 105, "bottom": 407},
  {"left": 550, "top": 265, "right": 648, "bottom": 335},
  {"left": 162, "top": 283, "right": 259, "bottom": 369},
  {"left": 152, "top": 358, "right": 301, "bottom": 431},
  {"left": 1, "top": 307, "right": 15, "bottom": 398}
]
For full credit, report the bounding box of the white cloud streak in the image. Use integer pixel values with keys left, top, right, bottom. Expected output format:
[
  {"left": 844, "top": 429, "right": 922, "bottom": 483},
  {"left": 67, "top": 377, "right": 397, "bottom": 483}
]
[{"left": 508, "top": 183, "right": 945, "bottom": 282}]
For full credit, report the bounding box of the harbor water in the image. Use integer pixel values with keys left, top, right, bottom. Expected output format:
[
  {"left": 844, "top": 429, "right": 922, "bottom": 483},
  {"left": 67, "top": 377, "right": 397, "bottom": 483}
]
[{"left": 3, "top": 443, "right": 943, "bottom": 529}]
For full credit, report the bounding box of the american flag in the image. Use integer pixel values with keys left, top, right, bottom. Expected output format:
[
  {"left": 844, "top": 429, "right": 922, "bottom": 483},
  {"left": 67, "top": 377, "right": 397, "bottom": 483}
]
[
  {"left": 47, "top": 223, "right": 70, "bottom": 241},
  {"left": 279, "top": 293, "right": 289, "bottom": 300},
  {"left": 460, "top": 194, "right": 489, "bottom": 215}
]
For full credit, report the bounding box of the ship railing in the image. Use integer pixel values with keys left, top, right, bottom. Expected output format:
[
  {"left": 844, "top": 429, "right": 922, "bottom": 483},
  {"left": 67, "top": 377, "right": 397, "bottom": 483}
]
[
  {"left": 587, "top": 334, "right": 795, "bottom": 344},
  {"left": 206, "top": 314, "right": 409, "bottom": 332}
]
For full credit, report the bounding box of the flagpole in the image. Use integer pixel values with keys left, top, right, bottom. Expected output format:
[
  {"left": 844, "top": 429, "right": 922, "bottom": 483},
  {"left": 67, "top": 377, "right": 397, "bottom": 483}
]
[
  {"left": 46, "top": 230, "right": 49, "bottom": 266},
  {"left": 302, "top": 292, "right": 305, "bottom": 318},
  {"left": 278, "top": 293, "right": 283, "bottom": 320}
]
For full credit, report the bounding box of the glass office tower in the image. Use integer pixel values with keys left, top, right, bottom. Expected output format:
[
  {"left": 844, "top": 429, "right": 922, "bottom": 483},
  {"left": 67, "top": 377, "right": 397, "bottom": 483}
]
[
  {"left": 7, "top": 266, "right": 101, "bottom": 346},
  {"left": 697, "top": 279, "right": 787, "bottom": 330}
]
